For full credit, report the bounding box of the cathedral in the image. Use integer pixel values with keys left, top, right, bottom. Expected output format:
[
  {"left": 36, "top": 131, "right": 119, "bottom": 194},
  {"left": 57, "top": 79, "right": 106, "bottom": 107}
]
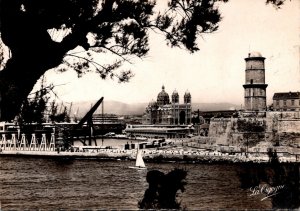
[{"left": 143, "top": 86, "right": 192, "bottom": 125}]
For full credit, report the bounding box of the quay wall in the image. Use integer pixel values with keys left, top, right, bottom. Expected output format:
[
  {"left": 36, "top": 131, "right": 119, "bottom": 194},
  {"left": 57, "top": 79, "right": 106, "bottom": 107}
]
[
  {"left": 208, "top": 112, "right": 300, "bottom": 146},
  {"left": 208, "top": 118, "right": 231, "bottom": 137},
  {"left": 266, "top": 111, "right": 300, "bottom": 133},
  {"left": 277, "top": 119, "right": 300, "bottom": 133}
]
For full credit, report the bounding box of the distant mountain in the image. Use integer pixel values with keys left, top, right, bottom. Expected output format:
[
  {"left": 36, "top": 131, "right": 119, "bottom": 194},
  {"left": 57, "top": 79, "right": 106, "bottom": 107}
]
[
  {"left": 192, "top": 103, "right": 240, "bottom": 112},
  {"left": 70, "top": 100, "right": 147, "bottom": 118},
  {"left": 69, "top": 100, "right": 240, "bottom": 118}
]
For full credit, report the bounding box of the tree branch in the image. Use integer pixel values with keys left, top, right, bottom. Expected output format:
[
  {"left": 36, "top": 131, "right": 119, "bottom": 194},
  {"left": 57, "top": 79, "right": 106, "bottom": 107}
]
[{"left": 59, "top": 0, "right": 117, "bottom": 54}]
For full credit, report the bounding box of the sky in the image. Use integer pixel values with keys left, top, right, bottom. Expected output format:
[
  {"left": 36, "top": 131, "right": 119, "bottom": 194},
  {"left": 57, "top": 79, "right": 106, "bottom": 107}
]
[{"left": 40, "top": 0, "right": 300, "bottom": 107}]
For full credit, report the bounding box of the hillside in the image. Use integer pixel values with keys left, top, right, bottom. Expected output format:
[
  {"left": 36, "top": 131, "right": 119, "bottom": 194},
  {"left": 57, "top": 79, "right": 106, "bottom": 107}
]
[
  {"left": 192, "top": 103, "right": 240, "bottom": 112},
  {"left": 69, "top": 100, "right": 239, "bottom": 118}
]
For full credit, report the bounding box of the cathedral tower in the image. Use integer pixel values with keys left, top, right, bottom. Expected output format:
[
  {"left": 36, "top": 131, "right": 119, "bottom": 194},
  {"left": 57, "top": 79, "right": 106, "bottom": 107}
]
[
  {"left": 184, "top": 90, "right": 191, "bottom": 104},
  {"left": 183, "top": 90, "right": 192, "bottom": 124},
  {"left": 172, "top": 90, "right": 179, "bottom": 103},
  {"left": 243, "top": 52, "right": 268, "bottom": 111}
]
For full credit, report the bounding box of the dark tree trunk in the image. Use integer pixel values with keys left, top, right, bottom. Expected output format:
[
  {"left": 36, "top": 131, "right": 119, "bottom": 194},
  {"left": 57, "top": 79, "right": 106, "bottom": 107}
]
[
  {"left": 0, "top": 23, "right": 67, "bottom": 121},
  {"left": 0, "top": 19, "right": 66, "bottom": 121},
  {"left": 0, "top": 0, "right": 80, "bottom": 121}
]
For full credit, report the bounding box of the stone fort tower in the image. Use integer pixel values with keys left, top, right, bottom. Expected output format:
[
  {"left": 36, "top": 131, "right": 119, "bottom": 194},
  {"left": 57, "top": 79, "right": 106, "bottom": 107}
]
[{"left": 243, "top": 52, "right": 268, "bottom": 111}]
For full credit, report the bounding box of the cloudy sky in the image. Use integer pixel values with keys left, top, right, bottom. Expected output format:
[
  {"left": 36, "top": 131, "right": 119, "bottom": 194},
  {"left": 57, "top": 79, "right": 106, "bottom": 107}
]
[{"left": 41, "top": 0, "right": 300, "bottom": 107}]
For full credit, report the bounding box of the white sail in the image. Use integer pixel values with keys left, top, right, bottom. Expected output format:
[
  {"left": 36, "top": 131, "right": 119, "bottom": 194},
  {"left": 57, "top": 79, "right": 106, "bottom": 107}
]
[{"left": 135, "top": 149, "right": 146, "bottom": 168}]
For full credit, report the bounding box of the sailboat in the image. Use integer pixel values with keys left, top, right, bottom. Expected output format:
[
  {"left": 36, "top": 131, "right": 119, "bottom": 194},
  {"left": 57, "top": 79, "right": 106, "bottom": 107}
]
[{"left": 129, "top": 148, "right": 147, "bottom": 169}]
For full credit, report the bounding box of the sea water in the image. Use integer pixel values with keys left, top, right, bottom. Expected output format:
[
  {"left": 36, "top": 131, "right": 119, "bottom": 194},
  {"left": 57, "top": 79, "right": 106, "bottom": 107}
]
[{"left": 0, "top": 157, "right": 276, "bottom": 210}]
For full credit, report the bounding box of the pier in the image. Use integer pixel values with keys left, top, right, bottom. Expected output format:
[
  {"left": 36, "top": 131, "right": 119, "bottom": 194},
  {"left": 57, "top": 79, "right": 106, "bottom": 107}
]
[{"left": 0, "top": 133, "right": 56, "bottom": 152}]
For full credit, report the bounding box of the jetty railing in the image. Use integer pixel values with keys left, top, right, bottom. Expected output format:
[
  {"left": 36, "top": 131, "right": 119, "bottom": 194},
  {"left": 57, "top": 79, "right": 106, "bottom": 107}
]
[{"left": 0, "top": 133, "right": 56, "bottom": 151}]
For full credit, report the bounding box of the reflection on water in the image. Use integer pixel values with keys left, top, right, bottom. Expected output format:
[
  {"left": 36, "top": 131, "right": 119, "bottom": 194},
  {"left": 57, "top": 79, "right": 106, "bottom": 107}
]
[{"left": 0, "top": 156, "right": 298, "bottom": 209}]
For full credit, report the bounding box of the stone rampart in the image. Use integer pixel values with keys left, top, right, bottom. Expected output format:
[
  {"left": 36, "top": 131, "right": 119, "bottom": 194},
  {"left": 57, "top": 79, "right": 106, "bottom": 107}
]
[
  {"left": 207, "top": 112, "right": 300, "bottom": 147},
  {"left": 266, "top": 111, "right": 300, "bottom": 133}
]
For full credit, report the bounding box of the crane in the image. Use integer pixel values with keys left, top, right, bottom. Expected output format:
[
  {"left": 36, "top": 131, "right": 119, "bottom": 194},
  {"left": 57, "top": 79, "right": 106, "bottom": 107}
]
[{"left": 77, "top": 97, "right": 104, "bottom": 146}]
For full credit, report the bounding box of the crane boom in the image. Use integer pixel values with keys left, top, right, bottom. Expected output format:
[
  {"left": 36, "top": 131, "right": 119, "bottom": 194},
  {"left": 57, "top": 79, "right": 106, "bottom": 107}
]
[{"left": 77, "top": 97, "right": 104, "bottom": 127}]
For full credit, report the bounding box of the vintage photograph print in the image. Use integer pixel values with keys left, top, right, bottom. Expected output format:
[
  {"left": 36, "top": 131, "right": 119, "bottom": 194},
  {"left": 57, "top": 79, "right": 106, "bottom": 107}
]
[{"left": 0, "top": 0, "right": 299, "bottom": 210}]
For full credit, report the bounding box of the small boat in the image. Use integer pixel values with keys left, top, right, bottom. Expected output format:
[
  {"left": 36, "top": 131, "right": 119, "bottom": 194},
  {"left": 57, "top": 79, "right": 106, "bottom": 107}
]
[{"left": 129, "top": 149, "right": 147, "bottom": 169}]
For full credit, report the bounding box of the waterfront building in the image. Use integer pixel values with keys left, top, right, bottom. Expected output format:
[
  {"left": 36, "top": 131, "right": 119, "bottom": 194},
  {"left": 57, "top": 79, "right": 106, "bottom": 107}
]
[
  {"left": 144, "top": 86, "right": 192, "bottom": 125},
  {"left": 91, "top": 113, "right": 125, "bottom": 134},
  {"left": 272, "top": 92, "right": 300, "bottom": 111},
  {"left": 125, "top": 124, "right": 194, "bottom": 139},
  {"left": 92, "top": 113, "right": 122, "bottom": 124},
  {"left": 243, "top": 52, "right": 268, "bottom": 112}
]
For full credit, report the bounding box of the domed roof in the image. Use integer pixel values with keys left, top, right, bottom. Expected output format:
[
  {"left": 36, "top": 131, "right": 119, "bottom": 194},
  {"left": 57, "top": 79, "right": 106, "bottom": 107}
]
[
  {"left": 157, "top": 85, "right": 170, "bottom": 106},
  {"left": 148, "top": 99, "right": 157, "bottom": 107},
  {"left": 157, "top": 85, "right": 169, "bottom": 98},
  {"left": 248, "top": 51, "right": 262, "bottom": 58}
]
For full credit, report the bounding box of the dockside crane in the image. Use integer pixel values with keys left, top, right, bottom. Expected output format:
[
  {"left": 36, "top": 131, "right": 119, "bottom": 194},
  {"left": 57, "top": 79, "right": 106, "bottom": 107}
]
[
  {"left": 76, "top": 97, "right": 104, "bottom": 146},
  {"left": 56, "top": 97, "right": 104, "bottom": 149}
]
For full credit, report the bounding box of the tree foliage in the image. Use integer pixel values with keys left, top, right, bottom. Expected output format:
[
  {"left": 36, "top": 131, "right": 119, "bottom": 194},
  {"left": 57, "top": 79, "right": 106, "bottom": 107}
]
[
  {"left": 234, "top": 119, "right": 267, "bottom": 147},
  {"left": 17, "top": 78, "right": 49, "bottom": 124},
  {"left": 49, "top": 101, "right": 71, "bottom": 123},
  {"left": 17, "top": 77, "right": 71, "bottom": 124},
  {"left": 236, "top": 119, "right": 266, "bottom": 133},
  {"left": 266, "top": 0, "right": 287, "bottom": 8},
  {"left": 0, "top": 0, "right": 230, "bottom": 121},
  {"left": 0, "top": 0, "right": 288, "bottom": 121}
]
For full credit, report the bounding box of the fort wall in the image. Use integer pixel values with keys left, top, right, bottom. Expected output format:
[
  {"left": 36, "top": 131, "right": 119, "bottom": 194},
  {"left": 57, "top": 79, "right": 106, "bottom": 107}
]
[{"left": 208, "top": 111, "right": 300, "bottom": 147}]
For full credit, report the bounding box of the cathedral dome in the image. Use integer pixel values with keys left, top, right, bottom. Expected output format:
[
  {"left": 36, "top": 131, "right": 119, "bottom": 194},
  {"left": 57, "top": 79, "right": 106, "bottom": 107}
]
[
  {"left": 157, "top": 85, "right": 170, "bottom": 106},
  {"left": 149, "top": 100, "right": 158, "bottom": 107}
]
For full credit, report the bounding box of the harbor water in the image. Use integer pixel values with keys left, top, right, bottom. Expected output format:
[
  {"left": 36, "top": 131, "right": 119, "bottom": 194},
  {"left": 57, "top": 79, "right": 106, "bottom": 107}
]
[
  {"left": 2, "top": 157, "right": 291, "bottom": 210},
  {"left": 0, "top": 138, "right": 298, "bottom": 209}
]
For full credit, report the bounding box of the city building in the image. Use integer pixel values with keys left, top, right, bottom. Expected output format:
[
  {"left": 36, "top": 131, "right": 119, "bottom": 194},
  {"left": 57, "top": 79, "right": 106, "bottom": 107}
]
[
  {"left": 92, "top": 113, "right": 122, "bottom": 124},
  {"left": 90, "top": 113, "right": 125, "bottom": 134},
  {"left": 272, "top": 92, "right": 300, "bottom": 111},
  {"left": 143, "top": 85, "right": 192, "bottom": 125},
  {"left": 243, "top": 52, "right": 268, "bottom": 112},
  {"left": 125, "top": 124, "right": 194, "bottom": 139}
]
